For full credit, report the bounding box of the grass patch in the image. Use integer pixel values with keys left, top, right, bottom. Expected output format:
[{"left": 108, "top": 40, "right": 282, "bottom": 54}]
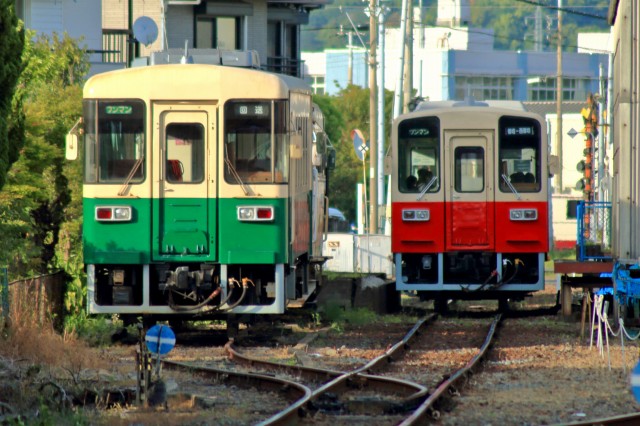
[
  {"left": 548, "top": 248, "right": 576, "bottom": 260},
  {"left": 319, "top": 302, "right": 416, "bottom": 333}
]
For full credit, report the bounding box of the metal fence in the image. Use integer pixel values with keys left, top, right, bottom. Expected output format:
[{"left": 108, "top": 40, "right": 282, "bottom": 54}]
[
  {"left": 577, "top": 201, "right": 612, "bottom": 261},
  {"left": 0, "top": 270, "right": 67, "bottom": 330}
]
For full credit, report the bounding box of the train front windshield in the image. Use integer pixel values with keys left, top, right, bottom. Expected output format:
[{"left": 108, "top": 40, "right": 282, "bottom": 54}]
[
  {"left": 224, "top": 100, "right": 288, "bottom": 184},
  {"left": 498, "top": 116, "right": 542, "bottom": 193},
  {"left": 397, "top": 117, "right": 441, "bottom": 193},
  {"left": 83, "top": 100, "right": 146, "bottom": 184}
]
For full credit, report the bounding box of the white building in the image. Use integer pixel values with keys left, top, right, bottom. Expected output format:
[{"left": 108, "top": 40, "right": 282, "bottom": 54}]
[
  {"left": 15, "top": 0, "right": 118, "bottom": 77},
  {"left": 16, "top": 0, "right": 329, "bottom": 78}
]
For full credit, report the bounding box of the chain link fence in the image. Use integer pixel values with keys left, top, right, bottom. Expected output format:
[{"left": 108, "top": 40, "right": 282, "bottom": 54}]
[{"left": 577, "top": 201, "right": 612, "bottom": 261}]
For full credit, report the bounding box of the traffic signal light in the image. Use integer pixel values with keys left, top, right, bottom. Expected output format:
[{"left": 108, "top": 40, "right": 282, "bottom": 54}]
[{"left": 577, "top": 94, "right": 598, "bottom": 200}]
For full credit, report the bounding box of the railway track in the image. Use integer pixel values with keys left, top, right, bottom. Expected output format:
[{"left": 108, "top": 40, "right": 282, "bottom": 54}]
[{"left": 158, "top": 313, "right": 504, "bottom": 424}]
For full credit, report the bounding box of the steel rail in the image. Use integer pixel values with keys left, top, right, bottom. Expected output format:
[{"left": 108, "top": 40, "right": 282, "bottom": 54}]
[
  {"left": 237, "top": 315, "right": 437, "bottom": 425},
  {"left": 398, "top": 313, "right": 503, "bottom": 425},
  {"left": 162, "top": 359, "right": 311, "bottom": 407},
  {"left": 226, "top": 341, "right": 429, "bottom": 397},
  {"left": 557, "top": 412, "right": 640, "bottom": 426}
]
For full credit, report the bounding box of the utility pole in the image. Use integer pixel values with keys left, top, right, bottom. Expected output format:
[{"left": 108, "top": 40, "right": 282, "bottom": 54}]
[
  {"left": 402, "top": 1, "right": 413, "bottom": 113},
  {"left": 525, "top": 6, "right": 544, "bottom": 52},
  {"left": 348, "top": 30, "right": 354, "bottom": 85},
  {"left": 418, "top": 0, "right": 425, "bottom": 49},
  {"left": 337, "top": 25, "right": 356, "bottom": 85},
  {"left": 534, "top": 6, "right": 543, "bottom": 51},
  {"left": 378, "top": 5, "right": 389, "bottom": 207},
  {"left": 128, "top": 0, "right": 134, "bottom": 67},
  {"left": 555, "top": 0, "right": 563, "bottom": 192},
  {"left": 393, "top": 0, "right": 408, "bottom": 120},
  {"left": 367, "top": 0, "right": 378, "bottom": 234}
]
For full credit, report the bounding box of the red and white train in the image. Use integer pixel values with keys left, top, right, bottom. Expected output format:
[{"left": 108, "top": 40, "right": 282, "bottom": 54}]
[{"left": 390, "top": 100, "right": 550, "bottom": 310}]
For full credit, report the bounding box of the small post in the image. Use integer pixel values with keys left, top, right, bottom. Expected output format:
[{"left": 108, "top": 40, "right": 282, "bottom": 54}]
[{"left": 1, "top": 268, "right": 9, "bottom": 330}]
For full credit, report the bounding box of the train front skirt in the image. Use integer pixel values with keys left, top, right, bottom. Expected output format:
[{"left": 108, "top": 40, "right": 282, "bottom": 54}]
[
  {"left": 394, "top": 252, "right": 545, "bottom": 298},
  {"left": 86, "top": 264, "right": 290, "bottom": 315}
]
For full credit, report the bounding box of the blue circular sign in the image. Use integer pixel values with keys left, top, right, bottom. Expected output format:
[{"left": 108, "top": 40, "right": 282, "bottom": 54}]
[
  {"left": 145, "top": 325, "right": 176, "bottom": 355},
  {"left": 631, "top": 360, "right": 640, "bottom": 402},
  {"left": 351, "top": 129, "right": 368, "bottom": 161}
]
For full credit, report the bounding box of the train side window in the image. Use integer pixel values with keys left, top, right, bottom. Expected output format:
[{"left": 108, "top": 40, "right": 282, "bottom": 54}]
[
  {"left": 498, "top": 116, "right": 541, "bottom": 193},
  {"left": 165, "top": 123, "right": 204, "bottom": 183}
]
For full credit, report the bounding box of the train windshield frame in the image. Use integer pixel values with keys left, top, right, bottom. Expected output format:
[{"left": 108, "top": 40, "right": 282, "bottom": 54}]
[
  {"left": 498, "top": 116, "right": 542, "bottom": 193},
  {"left": 83, "top": 99, "right": 146, "bottom": 184},
  {"left": 397, "top": 116, "right": 440, "bottom": 193},
  {"left": 224, "top": 100, "right": 288, "bottom": 184}
]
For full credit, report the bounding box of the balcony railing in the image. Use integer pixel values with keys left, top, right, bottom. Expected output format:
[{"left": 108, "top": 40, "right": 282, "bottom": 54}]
[
  {"left": 264, "top": 56, "right": 303, "bottom": 78},
  {"left": 102, "top": 29, "right": 133, "bottom": 64}
]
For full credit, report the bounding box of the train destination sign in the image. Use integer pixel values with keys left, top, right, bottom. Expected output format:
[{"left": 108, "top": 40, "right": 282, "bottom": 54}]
[
  {"left": 234, "top": 102, "right": 270, "bottom": 117},
  {"left": 105, "top": 105, "right": 133, "bottom": 115},
  {"left": 504, "top": 126, "right": 535, "bottom": 136}
]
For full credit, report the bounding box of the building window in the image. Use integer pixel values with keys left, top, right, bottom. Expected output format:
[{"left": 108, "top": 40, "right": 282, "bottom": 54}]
[
  {"left": 309, "top": 76, "right": 325, "bottom": 95},
  {"left": 267, "top": 21, "right": 282, "bottom": 58},
  {"left": 196, "top": 16, "right": 240, "bottom": 49},
  {"left": 566, "top": 200, "right": 579, "bottom": 219},
  {"left": 454, "top": 76, "right": 513, "bottom": 101},
  {"left": 527, "top": 77, "right": 589, "bottom": 101}
]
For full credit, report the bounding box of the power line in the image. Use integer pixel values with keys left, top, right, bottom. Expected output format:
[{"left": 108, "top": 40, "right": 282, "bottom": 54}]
[
  {"left": 512, "top": 0, "right": 607, "bottom": 20},
  {"left": 303, "top": 23, "right": 609, "bottom": 54}
]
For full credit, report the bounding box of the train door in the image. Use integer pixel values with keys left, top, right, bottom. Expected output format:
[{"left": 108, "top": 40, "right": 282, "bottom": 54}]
[
  {"left": 445, "top": 131, "right": 495, "bottom": 250},
  {"left": 152, "top": 103, "right": 216, "bottom": 260}
]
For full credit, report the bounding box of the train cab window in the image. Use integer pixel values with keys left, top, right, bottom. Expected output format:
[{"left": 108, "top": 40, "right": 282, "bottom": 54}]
[
  {"left": 454, "top": 147, "right": 484, "bottom": 192},
  {"left": 498, "top": 116, "right": 542, "bottom": 193},
  {"left": 397, "top": 117, "right": 440, "bottom": 193},
  {"left": 165, "top": 123, "right": 205, "bottom": 183},
  {"left": 224, "top": 100, "right": 288, "bottom": 184},
  {"left": 83, "top": 100, "right": 145, "bottom": 184}
]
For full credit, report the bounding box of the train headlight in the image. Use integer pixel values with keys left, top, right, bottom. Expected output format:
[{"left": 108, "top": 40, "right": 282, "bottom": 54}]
[
  {"left": 402, "top": 209, "right": 430, "bottom": 221},
  {"left": 510, "top": 208, "right": 537, "bottom": 221},
  {"left": 238, "top": 207, "right": 255, "bottom": 220},
  {"left": 237, "top": 206, "right": 274, "bottom": 222},
  {"left": 95, "top": 206, "right": 132, "bottom": 222}
]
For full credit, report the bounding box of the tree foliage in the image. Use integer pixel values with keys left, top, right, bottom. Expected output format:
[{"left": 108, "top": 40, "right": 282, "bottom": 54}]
[
  {"left": 0, "top": 32, "right": 87, "bottom": 278},
  {"left": 314, "top": 85, "right": 394, "bottom": 224},
  {"left": 0, "top": 1, "right": 25, "bottom": 190}
]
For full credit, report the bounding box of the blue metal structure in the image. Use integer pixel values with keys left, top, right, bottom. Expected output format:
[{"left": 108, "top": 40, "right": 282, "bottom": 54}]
[{"left": 576, "top": 201, "right": 612, "bottom": 262}]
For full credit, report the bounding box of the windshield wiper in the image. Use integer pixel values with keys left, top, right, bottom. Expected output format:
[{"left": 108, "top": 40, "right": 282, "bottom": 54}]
[
  {"left": 224, "top": 145, "right": 250, "bottom": 195},
  {"left": 118, "top": 157, "right": 144, "bottom": 196},
  {"left": 501, "top": 173, "right": 521, "bottom": 200},
  {"left": 417, "top": 176, "right": 438, "bottom": 201}
]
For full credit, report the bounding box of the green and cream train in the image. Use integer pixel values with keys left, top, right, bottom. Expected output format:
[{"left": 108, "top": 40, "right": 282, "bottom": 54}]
[{"left": 66, "top": 58, "right": 333, "bottom": 324}]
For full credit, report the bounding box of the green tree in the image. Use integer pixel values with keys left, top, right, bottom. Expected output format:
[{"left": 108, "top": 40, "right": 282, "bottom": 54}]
[
  {"left": 0, "top": 32, "right": 87, "bottom": 278},
  {"left": 471, "top": 0, "right": 609, "bottom": 52},
  {"left": 314, "top": 85, "right": 394, "bottom": 224},
  {"left": 0, "top": 1, "right": 25, "bottom": 190}
]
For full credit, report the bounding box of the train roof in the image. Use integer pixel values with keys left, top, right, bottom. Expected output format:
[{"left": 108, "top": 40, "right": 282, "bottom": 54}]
[
  {"left": 413, "top": 99, "right": 527, "bottom": 112},
  {"left": 83, "top": 63, "right": 312, "bottom": 99}
]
